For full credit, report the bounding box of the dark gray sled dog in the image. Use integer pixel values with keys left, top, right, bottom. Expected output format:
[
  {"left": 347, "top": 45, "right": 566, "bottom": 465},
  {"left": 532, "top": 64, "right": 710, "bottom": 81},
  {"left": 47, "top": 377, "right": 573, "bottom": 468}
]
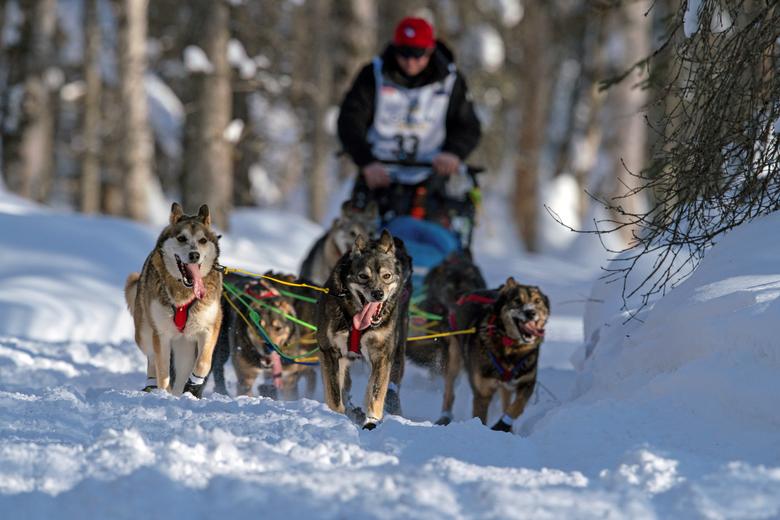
[{"left": 316, "top": 229, "right": 411, "bottom": 430}]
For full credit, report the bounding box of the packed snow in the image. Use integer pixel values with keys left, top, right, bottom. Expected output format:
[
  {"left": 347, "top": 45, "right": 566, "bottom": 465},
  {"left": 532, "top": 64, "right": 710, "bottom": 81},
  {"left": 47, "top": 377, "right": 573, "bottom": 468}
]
[{"left": 1, "top": 181, "right": 779, "bottom": 519}]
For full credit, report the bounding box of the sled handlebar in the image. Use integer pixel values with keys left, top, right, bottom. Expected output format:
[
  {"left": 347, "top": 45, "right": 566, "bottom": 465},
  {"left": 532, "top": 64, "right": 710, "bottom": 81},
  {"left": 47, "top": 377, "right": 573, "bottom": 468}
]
[
  {"left": 377, "top": 159, "right": 485, "bottom": 176},
  {"left": 335, "top": 150, "right": 486, "bottom": 176}
]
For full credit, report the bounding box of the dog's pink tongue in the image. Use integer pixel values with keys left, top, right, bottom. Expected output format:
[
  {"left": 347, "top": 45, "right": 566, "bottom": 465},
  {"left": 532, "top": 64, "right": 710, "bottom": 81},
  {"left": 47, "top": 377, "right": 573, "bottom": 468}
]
[
  {"left": 353, "top": 302, "right": 381, "bottom": 330},
  {"left": 185, "top": 263, "right": 206, "bottom": 299}
]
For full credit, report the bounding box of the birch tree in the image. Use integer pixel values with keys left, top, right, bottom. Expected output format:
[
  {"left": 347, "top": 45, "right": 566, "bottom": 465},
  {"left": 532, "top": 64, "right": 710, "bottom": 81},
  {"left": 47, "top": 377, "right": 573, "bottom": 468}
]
[
  {"left": 2, "top": 0, "right": 57, "bottom": 202},
  {"left": 80, "top": 0, "right": 102, "bottom": 213},
  {"left": 182, "top": 0, "right": 233, "bottom": 229},
  {"left": 115, "top": 0, "right": 153, "bottom": 221}
]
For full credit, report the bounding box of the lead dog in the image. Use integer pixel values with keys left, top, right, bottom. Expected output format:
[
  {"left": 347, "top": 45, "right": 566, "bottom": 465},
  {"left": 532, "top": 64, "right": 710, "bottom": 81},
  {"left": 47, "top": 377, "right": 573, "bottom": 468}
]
[
  {"left": 439, "top": 278, "right": 549, "bottom": 432},
  {"left": 124, "top": 203, "right": 223, "bottom": 397},
  {"left": 316, "top": 230, "right": 411, "bottom": 429}
]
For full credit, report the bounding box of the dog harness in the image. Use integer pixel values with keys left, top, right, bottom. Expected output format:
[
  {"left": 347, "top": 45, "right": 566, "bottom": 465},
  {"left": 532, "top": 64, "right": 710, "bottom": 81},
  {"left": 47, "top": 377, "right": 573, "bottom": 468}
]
[
  {"left": 242, "top": 282, "right": 292, "bottom": 375},
  {"left": 244, "top": 279, "right": 281, "bottom": 300},
  {"left": 487, "top": 349, "right": 535, "bottom": 383},
  {"left": 449, "top": 293, "right": 542, "bottom": 382},
  {"left": 448, "top": 293, "right": 497, "bottom": 330},
  {"left": 173, "top": 299, "right": 195, "bottom": 333},
  {"left": 348, "top": 326, "right": 363, "bottom": 357}
]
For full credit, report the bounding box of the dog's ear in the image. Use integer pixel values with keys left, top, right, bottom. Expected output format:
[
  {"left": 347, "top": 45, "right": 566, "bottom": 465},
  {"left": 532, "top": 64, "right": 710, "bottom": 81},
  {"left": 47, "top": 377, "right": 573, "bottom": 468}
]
[
  {"left": 352, "top": 234, "right": 367, "bottom": 254},
  {"left": 170, "top": 202, "right": 184, "bottom": 225},
  {"left": 364, "top": 200, "right": 379, "bottom": 219},
  {"left": 340, "top": 199, "right": 356, "bottom": 216},
  {"left": 500, "top": 276, "right": 519, "bottom": 294},
  {"left": 198, "top": 204, "right": 211, "bottom": 227},
  {"left": 379, "top": 229, "right": 395, "bottom": 254}
]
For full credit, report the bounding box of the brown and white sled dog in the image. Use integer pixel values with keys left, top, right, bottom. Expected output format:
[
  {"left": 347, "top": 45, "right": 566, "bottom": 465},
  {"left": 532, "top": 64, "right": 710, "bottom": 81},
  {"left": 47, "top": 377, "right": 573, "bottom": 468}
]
[
  {"left": 439, "top": 278, "right": 549, "bottom": 432},
  {"left": 316, "top": 230, "right": 412, "bottom": 430},
  {"left": 299, "top": 200, "right": 378, "bottom": 286},
  {"left": 124, "top": 203, "right": 223, "bottom": 397}
]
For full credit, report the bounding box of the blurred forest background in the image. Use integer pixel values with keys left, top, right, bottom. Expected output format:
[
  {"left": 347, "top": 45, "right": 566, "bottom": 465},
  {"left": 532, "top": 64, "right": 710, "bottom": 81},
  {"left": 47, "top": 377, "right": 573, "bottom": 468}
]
[{"left": 1, "top": 0, "right": 778, "bottom": 265}]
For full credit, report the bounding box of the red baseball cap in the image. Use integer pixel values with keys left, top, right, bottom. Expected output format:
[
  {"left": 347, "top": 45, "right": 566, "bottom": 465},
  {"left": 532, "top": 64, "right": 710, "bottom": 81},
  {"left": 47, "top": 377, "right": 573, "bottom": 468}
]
[{"left": 393, "top": 17, "right": 435, "bottom": 49}]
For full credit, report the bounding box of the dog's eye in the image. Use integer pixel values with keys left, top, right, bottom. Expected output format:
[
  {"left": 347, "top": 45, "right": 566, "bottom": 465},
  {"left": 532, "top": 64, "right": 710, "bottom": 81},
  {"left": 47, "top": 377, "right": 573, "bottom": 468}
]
[
  {"left": 177, "top": 235, "right": 187, "bottom": 243},
  {"left": 382, "top": 273, "right": 392, "bottom": 281},
  {"left": 198, "top": 238, "right": 207, "bottom": 245},
  {"left": 358, "top": 273, "right": 369, "bottom": 281}
]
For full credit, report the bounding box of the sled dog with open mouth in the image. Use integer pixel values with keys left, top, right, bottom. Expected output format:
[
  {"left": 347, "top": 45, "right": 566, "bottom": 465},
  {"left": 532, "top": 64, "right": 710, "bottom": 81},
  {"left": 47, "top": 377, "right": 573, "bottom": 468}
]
[
  {"left": 212, "top": 271, "right": 317, "bottom": 400},
  {"left": 316, "top": 229, "right": 412, "bottom": 429},
  {"left": 124, "top": 203, "right": 223, "bottom": 397},
  {"left": 438, "top": 277, "right": 549, "bottom": 432}
]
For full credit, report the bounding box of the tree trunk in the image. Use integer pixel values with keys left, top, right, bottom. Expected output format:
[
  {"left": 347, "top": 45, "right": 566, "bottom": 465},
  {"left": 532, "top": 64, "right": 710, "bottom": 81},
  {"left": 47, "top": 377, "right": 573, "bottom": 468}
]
[
  {"left": 513, "top": 6, "right": 552, "bottom": 252},
  {"left": 332, "top": 0, "right": 377, "bottom": 181},
  {"left": 80, "top": 0, "right": 102, "bottom": 213},
  {"left": 307, "top": 0, "right": 333, "bottom": 222},
  {"left": 335, "top": 0, "right": 377, "bottom": 99},
  {"left": 605, "top": 1, "right": 652, "bottom": 245},
  {"left": 182, "top": 0, "right": 232, "bottom": 229},
  {"left": 100, "top": 86, "right": 125, "bottom": 216},
  {"left": 116, "top": 0, "right": 153, "bottom": 222},
  {"left": 2, "top": 0, "right": 57, "bottom": 202}
]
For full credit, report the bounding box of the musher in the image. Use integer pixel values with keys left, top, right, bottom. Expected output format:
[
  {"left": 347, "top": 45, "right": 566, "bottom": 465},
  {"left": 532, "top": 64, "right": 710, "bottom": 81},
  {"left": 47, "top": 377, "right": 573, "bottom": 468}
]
[{"left": 337, "top": 16, "right": 482, "bottom": 269}]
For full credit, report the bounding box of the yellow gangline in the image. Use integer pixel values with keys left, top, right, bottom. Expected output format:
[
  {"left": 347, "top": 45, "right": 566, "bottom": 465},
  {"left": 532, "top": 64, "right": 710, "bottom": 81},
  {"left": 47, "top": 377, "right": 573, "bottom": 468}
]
[
  {"left": 223, "top": 291, "right": 316, "bottom": 363},
  {"left": 223, "top": 266, "right": 330, "bottom": 294},
  {"left": 407, "top": 328, "right": 476, "bottom": 342},
  {"left": 222, "top": 265, "right": 477, "bottom": 346}
]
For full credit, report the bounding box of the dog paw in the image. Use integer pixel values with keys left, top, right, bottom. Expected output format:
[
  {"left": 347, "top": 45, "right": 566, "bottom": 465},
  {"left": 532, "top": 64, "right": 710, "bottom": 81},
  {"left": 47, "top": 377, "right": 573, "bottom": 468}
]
[
  {"left": 141, "top": 385, "right": 158, "bottom": 393},
  {"left": 182, "top": 380, "right": 204, "bottom": 399},
  {"left": 346, "top": 406, "right": 366, "bottom": 425},
  {"left": 257, "top": 383, "right": 278, "bottom": 400},
  {"left": 212, "top": 384, "right": 229, "bottom": 396},
  {"left": 434, "top": 415, "right": 452, "bottom": 426},
  {"left": 384, "top": 389, "right": 402, "bottom": 416},
  {"left": 362, "top": 420, "right": 378, "bottom": 431},
  {"left": 490, "top": 419, "right": 513, "bottom": 432}
]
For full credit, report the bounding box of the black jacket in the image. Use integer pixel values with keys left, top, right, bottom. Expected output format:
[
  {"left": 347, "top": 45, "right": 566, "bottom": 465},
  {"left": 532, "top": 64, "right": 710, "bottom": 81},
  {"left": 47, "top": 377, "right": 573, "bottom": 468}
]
[{"left": 338, "top": 42, "right": 482, "bottom": 168}]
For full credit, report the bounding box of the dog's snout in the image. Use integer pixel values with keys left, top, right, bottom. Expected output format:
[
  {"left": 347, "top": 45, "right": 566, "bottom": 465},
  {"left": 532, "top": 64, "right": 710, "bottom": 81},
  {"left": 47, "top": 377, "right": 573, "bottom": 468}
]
[
  {"left": 370, "top": 289, "right": 384, "bottom": 301},
  {"left": 188, "top": 251, "right": 200, "bottom": 263},
  {"left": 525, "top": 309, "right": 537, "bottom": 320}
]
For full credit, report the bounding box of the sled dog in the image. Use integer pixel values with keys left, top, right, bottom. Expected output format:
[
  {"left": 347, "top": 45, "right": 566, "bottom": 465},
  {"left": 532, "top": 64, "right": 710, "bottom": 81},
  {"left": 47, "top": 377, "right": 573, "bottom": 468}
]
[
  {"left": 299, "top": 200, "right": 378, "bottom": 286},
  {"left": 124, "top": 203, "right": 223, "bottom": 397},
  {"left": 212, "top": 271, "right": 316, "bottom": 399},
  {"left": 438, "top": 277, "right": 549, "bottom": 432},
  {"left": 407, "top": 250, "right": 486, "bottom": 371},
  {"left": 316, "top": 230, "right": 412, "bottom": 429}
]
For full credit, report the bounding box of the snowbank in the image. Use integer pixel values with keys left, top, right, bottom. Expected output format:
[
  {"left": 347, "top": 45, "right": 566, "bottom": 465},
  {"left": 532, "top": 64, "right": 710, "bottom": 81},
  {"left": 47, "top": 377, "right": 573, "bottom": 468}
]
[{"left": 1, "top": 189, "right": 779, "bottom": 518}]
